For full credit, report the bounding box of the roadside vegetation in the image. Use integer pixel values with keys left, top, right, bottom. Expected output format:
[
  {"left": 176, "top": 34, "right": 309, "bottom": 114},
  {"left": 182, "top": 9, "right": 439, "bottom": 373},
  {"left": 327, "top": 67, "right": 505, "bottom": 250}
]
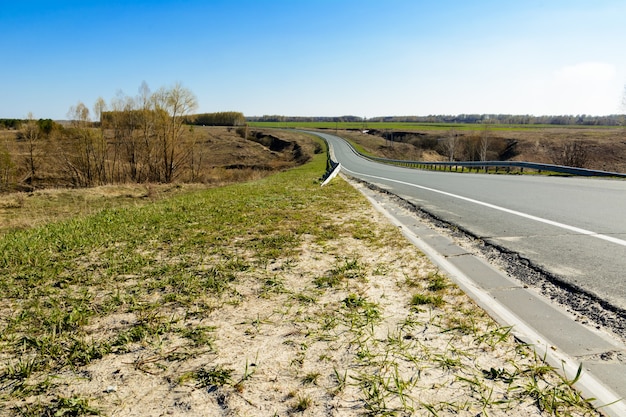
[{"left": 0, "top": 146, "right": 600, "bottom": 416}]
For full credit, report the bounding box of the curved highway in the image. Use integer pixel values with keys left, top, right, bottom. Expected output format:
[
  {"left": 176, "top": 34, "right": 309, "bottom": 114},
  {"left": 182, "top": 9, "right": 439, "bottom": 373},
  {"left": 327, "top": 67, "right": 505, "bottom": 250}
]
[{"left": 313, "top": 131, "right": 626, "bottom": 325}]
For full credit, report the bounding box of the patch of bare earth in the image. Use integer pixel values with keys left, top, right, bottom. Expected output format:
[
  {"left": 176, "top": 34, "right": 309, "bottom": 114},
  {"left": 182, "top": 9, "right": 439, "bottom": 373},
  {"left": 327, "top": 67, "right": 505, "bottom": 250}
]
[{"left": 18, "top": 203, "right": 599, "bottom": 416}]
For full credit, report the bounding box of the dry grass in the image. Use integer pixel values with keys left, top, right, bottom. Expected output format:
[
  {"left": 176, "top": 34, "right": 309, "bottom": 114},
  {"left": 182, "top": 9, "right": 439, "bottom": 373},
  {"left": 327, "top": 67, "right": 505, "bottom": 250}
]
[{"left": 0, "top": 184, "right": 212, "bottom": 233}]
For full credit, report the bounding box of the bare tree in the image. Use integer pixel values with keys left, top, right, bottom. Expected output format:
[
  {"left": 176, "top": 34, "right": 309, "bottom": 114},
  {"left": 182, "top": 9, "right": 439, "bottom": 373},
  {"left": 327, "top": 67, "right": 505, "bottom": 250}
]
[
  {"left": 68, "top": 102, "right": 91, "bottom": 128},
  {"left": 21, "top": 112, "right": 40, "bottom": 185},
  {"left": 137, "top": 82, "right": 159, "bottom": 182},
  {"left": 152, "top": 83, "right": 198, "bottom": 182},
  {"left": 63, "top": 101, "right": 108, "bottom": 186},
  {"left": 109, "top": 91, "right": 144, "bottom": 182},
  {"left": 0, "top": 140, "right": 14, "bottom": 191},
  {"left": 440, "top": 128, "right": 458, "bottom": 161},
  {"left": 478, "top": 122, "right": 492, "bottom": 161},
  {"left": 107, "top": 92, "right": 132, "bottom": 182},
  {"left": 93, "top": 97, "right": 107, "bottom": 125}
]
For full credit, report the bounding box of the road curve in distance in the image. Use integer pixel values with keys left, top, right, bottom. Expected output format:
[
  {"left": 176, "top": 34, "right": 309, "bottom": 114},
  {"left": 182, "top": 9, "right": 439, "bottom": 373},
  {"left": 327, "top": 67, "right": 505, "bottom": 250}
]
[{"left": 312, "top": 131, "right": 626, "bottom": 330}]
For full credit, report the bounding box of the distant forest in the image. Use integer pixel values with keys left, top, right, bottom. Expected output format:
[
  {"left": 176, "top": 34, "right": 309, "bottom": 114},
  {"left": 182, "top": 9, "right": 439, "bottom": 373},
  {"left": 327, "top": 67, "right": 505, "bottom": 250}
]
[
  {"left": 0, "top": 111, "right": 247, "bottom": 130},
  {"left": 3, "top": 113, "right": 625, "bottom": 130},
  {"left": 247, "top": 114, "right": 626, "bottom": 126}
]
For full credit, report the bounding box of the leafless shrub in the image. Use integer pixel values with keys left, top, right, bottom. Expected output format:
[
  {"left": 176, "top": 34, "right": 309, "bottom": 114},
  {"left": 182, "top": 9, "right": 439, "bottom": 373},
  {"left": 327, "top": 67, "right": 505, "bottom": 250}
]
[{"left": 550, "top": 141, "right": 589, "bottom": 168}]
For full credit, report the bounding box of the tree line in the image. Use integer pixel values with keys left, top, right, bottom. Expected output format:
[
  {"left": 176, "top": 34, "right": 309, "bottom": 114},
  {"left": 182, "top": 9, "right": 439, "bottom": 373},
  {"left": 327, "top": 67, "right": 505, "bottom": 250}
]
[
  {"left": 187, "top": 112, "right": 245, "bottom": 126},
  {"left": 369, "top": 114, "right": 626, "bottom": 126},
  {"left": 247, "top": 114, "right": 626, "bottom": 126},
  {"left": 248, "top": 115, "right": 364, "bottom": 123}
]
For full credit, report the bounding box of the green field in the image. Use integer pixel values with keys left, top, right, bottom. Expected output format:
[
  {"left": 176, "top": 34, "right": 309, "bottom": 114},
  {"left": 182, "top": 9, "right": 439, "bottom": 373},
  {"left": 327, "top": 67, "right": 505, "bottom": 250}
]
[{"left": 247, "top": 121, "right": 621, "bottom": 132}]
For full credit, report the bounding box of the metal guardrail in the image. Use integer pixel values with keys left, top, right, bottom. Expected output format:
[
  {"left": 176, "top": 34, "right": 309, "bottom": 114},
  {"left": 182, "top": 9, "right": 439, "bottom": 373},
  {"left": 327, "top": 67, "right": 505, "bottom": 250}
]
[
  {"left": 363, "top": 155, "right": 626, "bottom": 178},
  {"left": 305, "top": 129, "right": 626, "bottom": 179}
]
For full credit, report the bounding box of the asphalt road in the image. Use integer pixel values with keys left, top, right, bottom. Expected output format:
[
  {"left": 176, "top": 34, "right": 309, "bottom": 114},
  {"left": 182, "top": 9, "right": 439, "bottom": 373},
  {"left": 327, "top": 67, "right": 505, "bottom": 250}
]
[{"left": 314, "top": 131, "right": 626, "bottom": 319}]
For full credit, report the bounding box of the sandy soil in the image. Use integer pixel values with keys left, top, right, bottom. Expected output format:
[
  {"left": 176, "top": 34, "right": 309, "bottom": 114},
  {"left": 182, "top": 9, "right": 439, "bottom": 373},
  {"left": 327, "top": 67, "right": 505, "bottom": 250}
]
[{"left": 18, "top": 199, "right": 599, "bottom": 417}]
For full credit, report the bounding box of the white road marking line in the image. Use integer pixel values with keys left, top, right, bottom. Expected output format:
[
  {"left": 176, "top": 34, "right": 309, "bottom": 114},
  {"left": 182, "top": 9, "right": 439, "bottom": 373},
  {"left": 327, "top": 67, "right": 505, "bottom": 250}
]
[{"left": 342, "top": 168, "right": 626, "bottom": 247}]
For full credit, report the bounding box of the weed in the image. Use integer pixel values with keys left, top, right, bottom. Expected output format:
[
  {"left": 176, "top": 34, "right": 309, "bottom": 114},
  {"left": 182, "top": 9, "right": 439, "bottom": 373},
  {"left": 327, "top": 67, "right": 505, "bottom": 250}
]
[
  {"left": 353, "top": 372, "right": 391, "bottom": 414},
  {"left": 195, "top": 365, "right": 233, "bottom": 389},
  {"left": 201, "top": 265, "right": 237, "bottom": 296},
  {"left": 2, "top": 357, "right": 41, "bottom": 382},
  {"left": 293, "top": 394, "right": 312, "bottom": 412},
  {"left": 442, "top": 314, "right": 479, "bottom": 335},
  {"left": 332, "top": 367, "right": 348, "bottom": 394},
  {"left": 294, "top": 292, "right": 317, "bottom": 304},
  {"left": 313, "top": 273, "right": 341, "bottom": 288},
  {"left": 427, "top": 272, "right": 448, "bottom": 291},
  {"left": 476, "top": 325, "right": 514, "bottom": 349},
  {"left": 67, "top": 338, "right": 111, "bottom": 367},
  {"left": 319, "top": 313, "right": 338, "bottom": 332},
  {"left": 260, "top": 275, "right": 288, "bottom": 297},
  {"left": 301, "top": 372, "right": 320, "bottom": 385},
  {"left": 421, "top": 402, "right": 441, "bottom": 416},
  {"left": 342, "top": 294, "right": 381, "bottom": 332},
  {"left": 342, "top": 293, "right": 366, "bottom": 309},
  {"left": 410, "top": 293, "right": 444, "bottom": 308},
  {"left": 482, "top": 366, "right": 518, "bottom": 384},
  {"left": 314, "top": 258, "right": 364, "bottom": 288},
  {"left": 433, "top": 353, "right": 462, "bottom": 370},
  {"left": 233, "top": 357, "right": 257, "bottom": 392},
  {"left": 176, "top": 326, "right": 215, "bottom": 348}
]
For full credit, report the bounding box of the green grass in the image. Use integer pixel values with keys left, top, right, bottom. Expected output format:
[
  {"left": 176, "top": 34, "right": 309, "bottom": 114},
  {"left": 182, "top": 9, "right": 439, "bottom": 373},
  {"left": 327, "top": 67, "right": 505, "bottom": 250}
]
[
  {"left": 195, "top": 365, "right": 233, "bottom": 388},
  {"left": 411, "top": 293, "right": 444, "bottom": 308}
]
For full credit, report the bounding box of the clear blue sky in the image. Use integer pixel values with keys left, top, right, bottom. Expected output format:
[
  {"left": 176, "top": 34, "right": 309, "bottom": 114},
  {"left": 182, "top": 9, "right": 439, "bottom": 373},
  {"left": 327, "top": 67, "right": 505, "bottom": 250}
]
[{"left": 1, "top": 0, "right": 625, "bottom": 120}]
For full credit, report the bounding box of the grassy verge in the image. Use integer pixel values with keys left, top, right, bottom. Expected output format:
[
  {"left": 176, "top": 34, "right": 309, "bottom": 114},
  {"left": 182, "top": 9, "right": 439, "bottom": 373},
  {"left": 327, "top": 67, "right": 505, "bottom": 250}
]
[
  {"left": 0, "top": 184, "right": 219, "bottom": 234},
  {"left": 0, "top": 152, "right": 599, "bottom": 416}
]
